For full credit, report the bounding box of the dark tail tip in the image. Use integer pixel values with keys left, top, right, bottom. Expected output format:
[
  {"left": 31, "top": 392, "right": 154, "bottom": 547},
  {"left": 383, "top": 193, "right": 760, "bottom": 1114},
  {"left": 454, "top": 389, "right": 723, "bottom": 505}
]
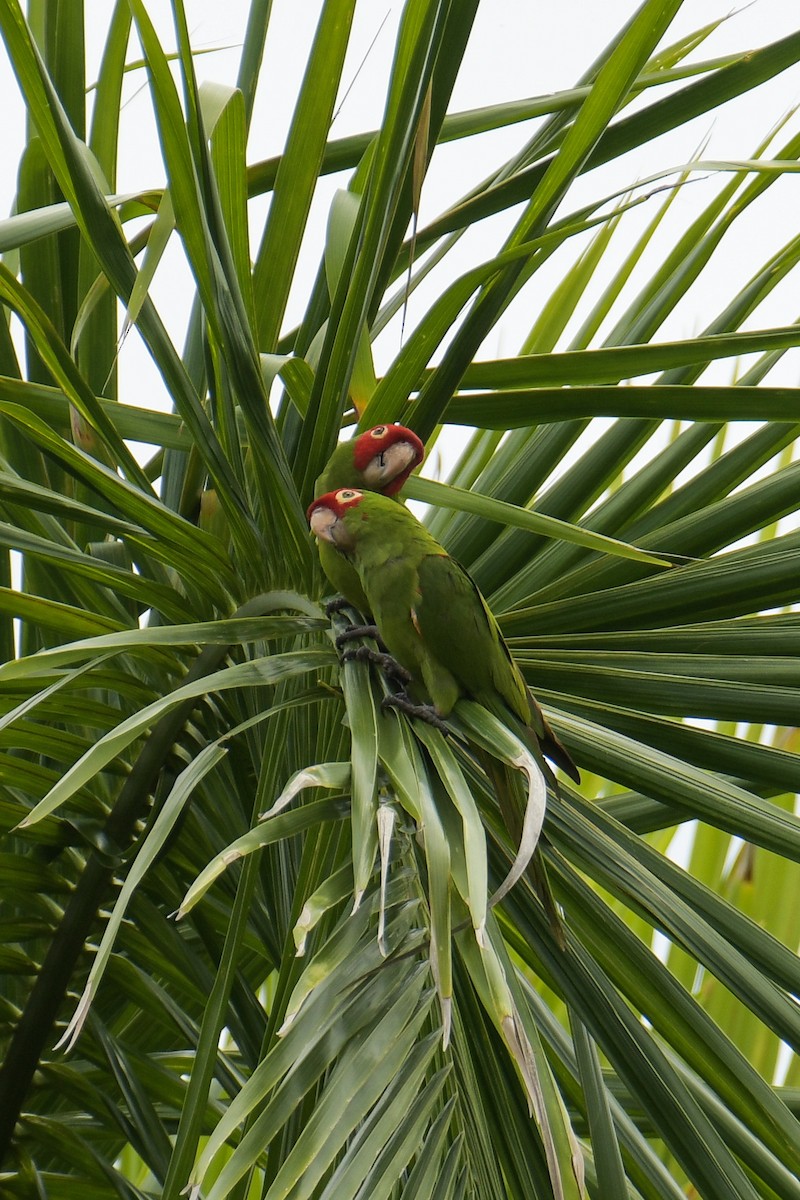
[{"left": 544, "top": 731, "right": 580, "bottom": 785}]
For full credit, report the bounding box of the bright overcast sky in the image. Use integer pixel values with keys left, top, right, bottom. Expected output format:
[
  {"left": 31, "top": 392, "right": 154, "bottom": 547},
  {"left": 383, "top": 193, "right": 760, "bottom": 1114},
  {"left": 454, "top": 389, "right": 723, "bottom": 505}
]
[{"left": 1, "top": 1, "right": 799, "bottom": 405}]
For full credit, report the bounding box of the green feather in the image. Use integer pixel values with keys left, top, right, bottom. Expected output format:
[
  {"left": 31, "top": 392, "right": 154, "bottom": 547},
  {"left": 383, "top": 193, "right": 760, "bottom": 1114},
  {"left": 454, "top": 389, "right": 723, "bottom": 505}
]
[
  {"left": 314, "top": 438, "right": 375, "bottom": 611},
  {"left": 335, "top": 493, "right": 578, "bottom": 781},
  {"left": 315, "top": 438, "right": 360, "bottom": 494},
  {"left": 313, "top": 434, "right": 419, "bottom": 612}
]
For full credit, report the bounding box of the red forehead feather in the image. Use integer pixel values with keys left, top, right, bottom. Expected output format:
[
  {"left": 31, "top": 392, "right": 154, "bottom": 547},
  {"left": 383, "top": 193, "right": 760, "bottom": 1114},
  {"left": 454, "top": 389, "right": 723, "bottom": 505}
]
[
  {"left": 352, "top": 424, "right": 424, "bottom": 472},
  {"left": 306, "top": 489, "right": 364, "bottom": 522}
]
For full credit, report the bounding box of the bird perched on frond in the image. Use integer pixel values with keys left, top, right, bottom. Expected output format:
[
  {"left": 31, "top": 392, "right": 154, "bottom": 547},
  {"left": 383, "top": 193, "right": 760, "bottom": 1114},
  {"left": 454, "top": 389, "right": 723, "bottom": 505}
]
[
  {"left": 308, "top": 487, "right": 578, "bottom": 783},
  {"left": 308, "top": 486, "right": 580, "bottom": 941},
  {"left": 314, "top": 424, "right": 425, "bottom": 613}
]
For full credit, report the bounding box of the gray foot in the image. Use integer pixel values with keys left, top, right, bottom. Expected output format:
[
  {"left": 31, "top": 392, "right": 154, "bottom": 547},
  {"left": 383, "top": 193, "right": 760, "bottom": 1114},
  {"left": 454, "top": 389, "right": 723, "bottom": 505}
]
[
  {"left": 341, "top": 645, "right": 412, "bottom": 685},
  {"left": 335, "top": 623, "right": 382, "bottom": 649},
  {"left": 325, "top": 596, "right": 354, "bottom": 616},
  {"left": 381, "top": 692, "right": 449, "bottom": 732}
]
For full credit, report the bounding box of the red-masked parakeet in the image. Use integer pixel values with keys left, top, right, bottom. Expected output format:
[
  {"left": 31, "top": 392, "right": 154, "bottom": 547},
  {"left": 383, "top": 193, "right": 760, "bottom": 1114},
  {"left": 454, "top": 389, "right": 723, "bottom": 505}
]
[
  {"left": 314, "top": 425, "right": 425, "bottom": 613},
  {"left": 307, "top": 487, "right": 578, "bottom": 783}
]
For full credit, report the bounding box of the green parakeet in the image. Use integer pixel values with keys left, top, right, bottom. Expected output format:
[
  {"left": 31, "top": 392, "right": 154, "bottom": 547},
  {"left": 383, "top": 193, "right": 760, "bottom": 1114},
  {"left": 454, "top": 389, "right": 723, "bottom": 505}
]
[
  {"left": 314, "top": 424, "right": 425, "bottom": 612},
  {"left": 307, "top": 487, "right": 578, "bottom": 783}
]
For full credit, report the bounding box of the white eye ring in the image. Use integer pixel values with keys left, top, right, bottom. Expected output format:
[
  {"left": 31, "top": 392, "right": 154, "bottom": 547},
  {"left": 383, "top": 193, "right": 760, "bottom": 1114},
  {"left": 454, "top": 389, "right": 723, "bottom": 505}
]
[
  {"left": 336, "top": 488, "right": 361, "bottom": 502},
  {"left": 369, "top": 426, "right": 387, "bottom": 438}
]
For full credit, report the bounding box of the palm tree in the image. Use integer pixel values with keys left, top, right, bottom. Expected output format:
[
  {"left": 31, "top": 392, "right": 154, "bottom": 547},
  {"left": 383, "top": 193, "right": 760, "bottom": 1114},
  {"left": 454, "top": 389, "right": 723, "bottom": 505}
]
[{"left": 1, "top": 2, "right": 799, "bottom": 1196}]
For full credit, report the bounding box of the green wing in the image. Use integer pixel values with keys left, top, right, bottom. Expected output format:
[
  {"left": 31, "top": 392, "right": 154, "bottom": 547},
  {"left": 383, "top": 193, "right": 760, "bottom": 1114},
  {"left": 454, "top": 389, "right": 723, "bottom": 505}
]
[
  {"left": 318, "top": 540, "right": 370, "bottom": 612},
  {"left": 415, "top": 553, "right": 578, "bottom": 780},
  {"left": 414, "top": 553, "right": 530, "bottom": 723}
]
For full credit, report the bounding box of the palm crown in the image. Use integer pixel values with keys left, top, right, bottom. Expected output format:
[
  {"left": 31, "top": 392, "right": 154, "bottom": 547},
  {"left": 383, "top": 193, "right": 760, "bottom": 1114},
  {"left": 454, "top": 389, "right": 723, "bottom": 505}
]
[{"left": 1, "top": 3, "right": 800, "bottom": 1198}]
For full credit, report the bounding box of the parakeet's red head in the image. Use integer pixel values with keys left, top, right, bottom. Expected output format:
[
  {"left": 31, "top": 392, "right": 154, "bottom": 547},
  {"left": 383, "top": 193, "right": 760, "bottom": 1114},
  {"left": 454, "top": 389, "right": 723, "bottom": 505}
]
[
  {"left": 307, "top": 488, "right": 364, "bottom": 523},
  {"left": 350, "top": 424, "right": 424, "bottom": 495},
  {"left": 307, "top": 488, "right": 365, "bottom": 551}
]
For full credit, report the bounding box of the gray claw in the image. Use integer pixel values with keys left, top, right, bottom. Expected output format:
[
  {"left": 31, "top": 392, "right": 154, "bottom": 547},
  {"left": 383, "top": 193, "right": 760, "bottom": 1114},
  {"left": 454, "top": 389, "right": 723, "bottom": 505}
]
[
  {"left": 335, "top": 624, "right": 382, "bottom": 649},
  {"left": 342, "top": 646, "right": 412, "bottom": 684},
  {"left": 381, "top": 693, "right": 449, "bottom": 732}
]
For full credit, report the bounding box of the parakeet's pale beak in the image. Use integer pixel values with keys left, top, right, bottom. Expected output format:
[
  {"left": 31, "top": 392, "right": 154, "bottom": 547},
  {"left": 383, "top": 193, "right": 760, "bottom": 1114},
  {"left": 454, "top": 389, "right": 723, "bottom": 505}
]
[
  {"left": 309, "top": 506, "right": 337, "bottom": 542},
  {"left": 362, "top": 440, "right": 418, "bottom": 489},
  {"left": 309, "top": 506, "right": 354, "bottom": 552}
]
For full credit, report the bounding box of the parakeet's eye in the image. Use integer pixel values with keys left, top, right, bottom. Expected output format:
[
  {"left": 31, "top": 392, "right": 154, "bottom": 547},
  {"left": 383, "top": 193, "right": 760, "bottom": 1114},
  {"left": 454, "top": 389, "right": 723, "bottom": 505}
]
[
  {"left": 369, "top": 425, "right": 387, "bottom": 438},
  {"left": 336, "top": 488, "right": 362, "bottom": 502}
]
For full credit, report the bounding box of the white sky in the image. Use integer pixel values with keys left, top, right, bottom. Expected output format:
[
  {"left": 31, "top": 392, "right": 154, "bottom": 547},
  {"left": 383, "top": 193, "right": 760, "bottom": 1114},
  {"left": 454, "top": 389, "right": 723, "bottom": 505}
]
[{"left": 0, "top": 2, "right": 799, "bottom": 456}]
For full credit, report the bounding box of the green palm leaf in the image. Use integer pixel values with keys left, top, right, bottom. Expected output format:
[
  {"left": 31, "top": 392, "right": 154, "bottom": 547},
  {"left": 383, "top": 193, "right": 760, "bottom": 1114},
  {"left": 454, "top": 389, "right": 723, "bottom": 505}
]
[{"left": 1, "top": 3, "right": 799, "bottom": 1197}]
